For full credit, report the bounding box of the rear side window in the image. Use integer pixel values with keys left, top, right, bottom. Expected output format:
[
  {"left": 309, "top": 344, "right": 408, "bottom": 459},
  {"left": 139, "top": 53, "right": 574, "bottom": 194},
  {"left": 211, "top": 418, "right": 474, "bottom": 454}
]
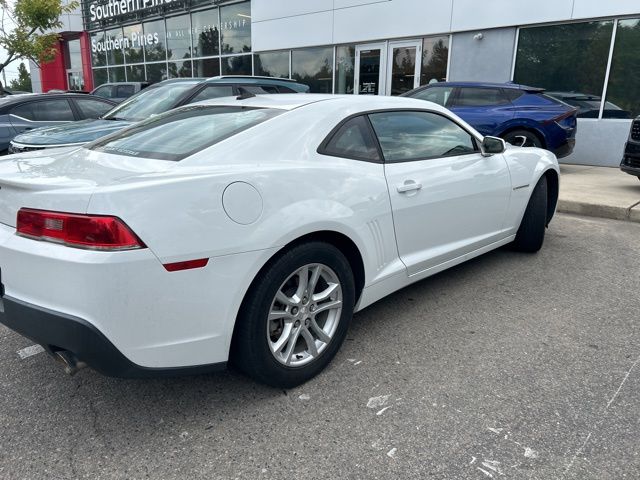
[
  {"left": 89, "top": 106, "right": 282, "bottom": 161},
  {"left": 368, "top": 111, "right": 477, "bottom": 162},
  {"left": 258, "top": 85, "right": 279, "bottom": 94},
  {"left": 409, "top": 86, "right": 454, "bottom": 107},
  {"left": 10, "top": 103, "right": 36, "bottom": 120},
  {"left": 75, "top": 98, "right": 113, "bottom": 119},
  {"left": 93, "top": 85, "right": 114, "bottom": 98},
  {"left": 116, "top": 85, "right": 135, "bottom": 97},
  {"left": 503, "top": 89, "right": 526, "bottom": 102},
  {"left": 188, "top": 85, "right": 234, "bottom": 103},
  {"left": 12, "top": 100, "right": 74, "bottom": 121},
  {"left": 320, "top": 115, "right": 380, "bottom": 162},
  {"left": 455, "top": 87, "right": 509, "bottom": 107}
]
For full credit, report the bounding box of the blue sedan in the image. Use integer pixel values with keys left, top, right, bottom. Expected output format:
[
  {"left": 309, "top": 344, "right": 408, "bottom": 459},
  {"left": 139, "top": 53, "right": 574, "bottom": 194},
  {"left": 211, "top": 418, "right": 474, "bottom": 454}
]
[{"left": 403, "top": 82, "right": 578, "bottom": 158}]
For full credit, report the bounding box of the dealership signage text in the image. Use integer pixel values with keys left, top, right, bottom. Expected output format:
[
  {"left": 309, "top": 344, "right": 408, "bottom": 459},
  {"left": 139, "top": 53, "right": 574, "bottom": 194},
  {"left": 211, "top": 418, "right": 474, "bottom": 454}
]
[
  {"left": 89, "top": 0, "right": 175, "bottom": 21},
  {"left": 92, "top": 31, "right": 159, "bottom": 52}
]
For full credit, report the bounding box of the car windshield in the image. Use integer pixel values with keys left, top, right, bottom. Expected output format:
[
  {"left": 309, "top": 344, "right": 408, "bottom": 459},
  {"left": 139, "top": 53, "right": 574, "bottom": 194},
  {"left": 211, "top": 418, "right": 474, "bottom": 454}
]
[
  {"left": 88, "top": 105, "right": 282, "bottom": 161},
  {"left": 102, "top": 81, "right": 199, "bottom": 122}
]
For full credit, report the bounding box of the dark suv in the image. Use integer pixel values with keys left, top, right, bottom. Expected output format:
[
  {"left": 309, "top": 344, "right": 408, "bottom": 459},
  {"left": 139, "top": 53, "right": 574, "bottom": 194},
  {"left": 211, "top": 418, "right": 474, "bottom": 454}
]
[
  {"left": 9, "top": 76, "right": 310, "bottom": 153},
  {"left": 621, "top": 117, "right": 640, "bottom": 180}
]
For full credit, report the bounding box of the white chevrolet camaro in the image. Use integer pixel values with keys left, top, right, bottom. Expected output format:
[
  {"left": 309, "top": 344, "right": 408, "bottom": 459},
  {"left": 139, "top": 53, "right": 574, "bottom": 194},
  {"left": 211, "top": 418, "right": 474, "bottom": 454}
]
[{"left": 0, "top": 94, "right": 559, "bottom": 387}]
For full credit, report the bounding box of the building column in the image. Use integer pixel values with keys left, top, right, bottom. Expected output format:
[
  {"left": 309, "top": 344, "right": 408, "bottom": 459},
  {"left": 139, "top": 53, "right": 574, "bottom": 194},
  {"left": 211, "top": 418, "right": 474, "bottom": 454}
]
[
  {"left": 39, "top": 41, "right": 67, "bottom": 92},
  {"left": 80, "top": 32, "right": 94, "bottom": 91}
]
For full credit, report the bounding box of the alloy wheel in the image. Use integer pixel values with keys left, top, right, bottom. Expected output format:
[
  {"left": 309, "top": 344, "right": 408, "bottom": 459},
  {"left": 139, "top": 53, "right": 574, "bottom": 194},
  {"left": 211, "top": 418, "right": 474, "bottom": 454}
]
[{"left": 267, "top": 263, "right": 343, "bottom": 367}]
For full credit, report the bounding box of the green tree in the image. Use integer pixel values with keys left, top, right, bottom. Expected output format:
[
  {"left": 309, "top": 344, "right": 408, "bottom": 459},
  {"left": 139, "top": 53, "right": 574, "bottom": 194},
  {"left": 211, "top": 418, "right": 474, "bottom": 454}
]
[
  {"left": 0, "top": 0, "right": 79, "bottom": 83},
  {"left": 8, "top": 61, "right": 31, "bottom": 91}
]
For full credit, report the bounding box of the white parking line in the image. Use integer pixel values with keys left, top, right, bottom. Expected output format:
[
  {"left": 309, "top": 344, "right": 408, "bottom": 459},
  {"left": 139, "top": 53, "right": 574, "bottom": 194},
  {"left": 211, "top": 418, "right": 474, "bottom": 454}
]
[{"left": 17, "top": 345, "right": 44, "bottom": 360}]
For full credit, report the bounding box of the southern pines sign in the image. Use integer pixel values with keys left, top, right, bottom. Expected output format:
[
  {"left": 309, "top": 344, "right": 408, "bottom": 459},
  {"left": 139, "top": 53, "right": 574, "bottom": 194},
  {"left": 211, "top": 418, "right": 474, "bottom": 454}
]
[
  {"left": 89, "top": 0, "right": 176, "bottom": 21},
  {"left": 84, "top": 0, "right": 242, "bottom": 30}
]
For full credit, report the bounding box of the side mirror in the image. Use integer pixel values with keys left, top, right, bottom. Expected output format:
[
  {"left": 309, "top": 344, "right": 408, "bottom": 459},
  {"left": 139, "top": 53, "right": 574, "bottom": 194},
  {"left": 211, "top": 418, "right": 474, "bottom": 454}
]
[{"left": 481, "top": 136, "right": 506, "bottom": 156}]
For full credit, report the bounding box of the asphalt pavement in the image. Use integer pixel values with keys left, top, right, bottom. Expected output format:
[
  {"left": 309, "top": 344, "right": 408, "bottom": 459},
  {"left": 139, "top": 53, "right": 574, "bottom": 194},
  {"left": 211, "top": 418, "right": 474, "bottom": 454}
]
[{"left": 1, "top": 213, "right": 639, "bottom": 479}]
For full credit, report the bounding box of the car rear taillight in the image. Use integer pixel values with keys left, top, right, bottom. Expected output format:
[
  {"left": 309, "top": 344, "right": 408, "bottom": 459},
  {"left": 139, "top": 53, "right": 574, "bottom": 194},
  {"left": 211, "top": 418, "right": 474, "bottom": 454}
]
[
  {"left": 544, "top": 109, "right": 578, "bottom": 126},
  {"left": 16, "top": 208, "right": 145, "bottom": 251}
]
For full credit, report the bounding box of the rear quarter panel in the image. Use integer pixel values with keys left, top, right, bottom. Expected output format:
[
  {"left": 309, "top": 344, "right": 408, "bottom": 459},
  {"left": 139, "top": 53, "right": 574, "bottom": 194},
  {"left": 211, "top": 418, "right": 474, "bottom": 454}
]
[{"left": 85, "top": 104, "right": 402, "bottom": 360}]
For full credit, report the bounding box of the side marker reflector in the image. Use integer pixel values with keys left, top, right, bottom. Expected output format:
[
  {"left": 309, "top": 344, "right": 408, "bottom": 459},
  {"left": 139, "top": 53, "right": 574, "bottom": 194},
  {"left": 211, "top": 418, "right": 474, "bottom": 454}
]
[{"left": 163, "top": 258, "right": 209, "bottom": 272}]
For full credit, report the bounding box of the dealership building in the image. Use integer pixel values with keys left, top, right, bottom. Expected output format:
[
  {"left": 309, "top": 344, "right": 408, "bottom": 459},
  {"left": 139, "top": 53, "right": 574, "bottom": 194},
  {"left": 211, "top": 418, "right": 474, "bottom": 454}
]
[{"left": 30, "top": 0, "right": 640, "bottom": 166}]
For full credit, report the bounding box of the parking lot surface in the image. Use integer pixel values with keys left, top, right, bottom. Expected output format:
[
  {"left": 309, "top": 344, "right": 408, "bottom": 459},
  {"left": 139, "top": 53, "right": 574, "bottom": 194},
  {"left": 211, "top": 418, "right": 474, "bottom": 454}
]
[{"left": 1, "top": 213, "right": 639, "bottom": 479}]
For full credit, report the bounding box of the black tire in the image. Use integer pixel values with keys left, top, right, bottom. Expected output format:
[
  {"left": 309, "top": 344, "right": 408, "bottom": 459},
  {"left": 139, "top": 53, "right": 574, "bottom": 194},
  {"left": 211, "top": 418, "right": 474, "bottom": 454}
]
[
  {"left": 503, "top": 130, "right": 543, "bottom": 148},
  {"left": 231, "top": 241, "right": 355, "bottom": 388},
  {"left": 512, "top": 176, "right": 548, "bottom": 253}
]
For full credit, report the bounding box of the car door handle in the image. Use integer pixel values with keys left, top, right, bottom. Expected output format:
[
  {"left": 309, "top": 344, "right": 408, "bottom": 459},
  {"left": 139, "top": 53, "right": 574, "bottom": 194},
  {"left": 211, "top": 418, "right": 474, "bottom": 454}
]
[{"left": 396, "top": 181, "right": 422, "bottom": 193}]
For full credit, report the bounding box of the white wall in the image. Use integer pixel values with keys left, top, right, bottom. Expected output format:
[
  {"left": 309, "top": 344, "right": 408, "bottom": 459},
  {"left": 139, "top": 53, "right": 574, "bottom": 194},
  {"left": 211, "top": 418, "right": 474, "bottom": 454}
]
[
  {"left": 563, "top": 120, "right": 632, "bottom": 167},
  {"left": 29, "top": 60, "right": 42, "bottom": 93},
  {"left": 448, "top": 28, "right": 517, "bottom": 83},
  {"left": 252, "top": 0, "right": 640, "bottom": 51}
]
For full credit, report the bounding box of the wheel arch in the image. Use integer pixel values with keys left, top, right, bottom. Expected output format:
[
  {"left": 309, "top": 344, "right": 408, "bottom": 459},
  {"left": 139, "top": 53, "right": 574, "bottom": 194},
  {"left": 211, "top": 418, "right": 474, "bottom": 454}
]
[
  {"left": 230, "top": 230, "right": 366, "bottom": 348},
  {"left": 499, "top": 125, "right": 547, "bottom": 149}
]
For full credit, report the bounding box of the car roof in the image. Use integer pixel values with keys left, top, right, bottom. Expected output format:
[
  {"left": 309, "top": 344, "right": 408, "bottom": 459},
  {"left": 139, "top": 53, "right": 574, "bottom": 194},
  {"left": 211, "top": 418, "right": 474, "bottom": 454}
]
[
  {"left": 191, "top": 93, "right": 451, "bottom": 113},
  {"left": 0, "top": 92, "right": 105, "bottom": 106},
  {"left": 203, "top": 76, "right": 304, "bottom": 85},
  {"left": 153, "top": 78, "right": 207, "bottom": 86},
  {"left": 93, "top": 82, "right": 150, "bottom": 86},
  {"left": 425, "top": 81, "right": 544, "bottom": 92}
]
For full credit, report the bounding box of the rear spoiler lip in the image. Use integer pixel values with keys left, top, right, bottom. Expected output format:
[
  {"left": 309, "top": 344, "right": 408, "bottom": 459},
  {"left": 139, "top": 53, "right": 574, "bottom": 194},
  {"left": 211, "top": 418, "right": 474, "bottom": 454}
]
[
  {"left": 518, "top": 85, "right": 546, "bottom": 93},
  {"left": 504, "top": 81, "right": 546, "bottom": 93}
]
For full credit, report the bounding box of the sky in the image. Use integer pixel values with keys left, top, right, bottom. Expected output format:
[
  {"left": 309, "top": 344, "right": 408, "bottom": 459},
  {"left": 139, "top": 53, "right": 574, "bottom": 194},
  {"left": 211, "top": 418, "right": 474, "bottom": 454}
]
[{"left": 0, "top": 0, "right": 29, "bottom": 86}]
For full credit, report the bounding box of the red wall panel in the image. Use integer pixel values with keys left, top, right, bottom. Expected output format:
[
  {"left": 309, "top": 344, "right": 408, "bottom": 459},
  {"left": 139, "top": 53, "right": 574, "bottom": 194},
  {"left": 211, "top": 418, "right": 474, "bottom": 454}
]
[{"left": 39, "top": 41, "right": 67, "bottom": 92}]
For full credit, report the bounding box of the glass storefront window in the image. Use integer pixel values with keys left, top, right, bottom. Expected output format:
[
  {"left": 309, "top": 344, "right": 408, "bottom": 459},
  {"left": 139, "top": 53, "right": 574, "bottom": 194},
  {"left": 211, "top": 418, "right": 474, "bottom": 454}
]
[
  {"left": 91, "top": 32, "right": 107, "bottom": 67},
  {"left": 254, "top": 51, "right": 289, "bottom": 78},
  {"left": 335, "top": 46, "right": 355, "bottom": 94},
  {"left": 105, "top": 27, "right": 125, "bottom": 66},
  {"left": 93, "top": 68, "right": 108, "bottom": 87},
  {"left": 166, "top": 14, "right": 192, "bottom": 61},
  {"left": 144, "top": 19, "right": 167, "bottom": 63},
  {"left": 220, "top": 2, "right": 251, "bottom": 54},
  {"left": 192, "top": 8, "right": 220, "bottom": 58},
  {"left": 123, "top": 24, "right": 144, "bottom": 64},
  {"left": 193, "top": 57, "right": 219, "bottom": 77},
  {"left": 221, "top": 55, "right": 252, "bottom": 75},
  {"left": 389, "top": 45, "right": 416, "bottom": 95},
  {"left": 66, "top": 39, "right": 83, "bottom": 70},
  {"left": 168, "top": 60, "right": 193, "bottom": 78},
  {"left": 292, "top": 47, "right": 334, "bottom": 93},
  {"left": 146, "top": 62, "right": 168, "bottom": 83},
  {"left": 514, "top": 21, "right": 613, "bottom": 118},
  {"left": 421, "top": 36, "right": 448, "bottom": 85},
  {"left": 603, "top": 19, "right": 640, "bottom": 119},
  {"left": 108, "top": 66, "right": 126, "bottom": 82},
  {"left": 126, "top": 64, "right": 146, "bottom": 82}
]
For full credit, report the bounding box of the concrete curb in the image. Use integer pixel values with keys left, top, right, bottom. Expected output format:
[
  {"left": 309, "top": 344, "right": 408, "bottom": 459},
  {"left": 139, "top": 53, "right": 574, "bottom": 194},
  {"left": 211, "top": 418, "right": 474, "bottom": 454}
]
[{"left": 557, "top": 199, "right": 640, "bottom": 223}]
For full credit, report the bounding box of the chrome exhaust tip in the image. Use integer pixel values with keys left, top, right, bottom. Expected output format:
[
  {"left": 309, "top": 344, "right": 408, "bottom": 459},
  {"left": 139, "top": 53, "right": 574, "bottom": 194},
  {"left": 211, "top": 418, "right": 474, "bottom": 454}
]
[{"left": 54, "top": 350, "right": 87, "bottom": 376}]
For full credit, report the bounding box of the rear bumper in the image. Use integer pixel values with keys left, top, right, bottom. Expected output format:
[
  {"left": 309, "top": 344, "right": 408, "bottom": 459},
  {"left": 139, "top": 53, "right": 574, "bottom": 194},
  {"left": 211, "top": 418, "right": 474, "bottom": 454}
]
[
  {"left": 0, "top": 221, "right": 278, "bottom": 374},
  {"left": 0, "top": 295, "right": 226, "bottom": 378},
  {"left": 552, "top": 138, "right": 575, "bottom": 159}
]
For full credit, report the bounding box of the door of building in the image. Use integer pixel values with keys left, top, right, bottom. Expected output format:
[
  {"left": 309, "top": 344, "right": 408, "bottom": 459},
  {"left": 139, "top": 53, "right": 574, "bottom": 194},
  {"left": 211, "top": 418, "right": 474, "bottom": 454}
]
[
  {"left": 386, "top": 40, "right": 422, "bottom": 96},
  {"left": 66, "top": 70, "right": 85, "bottom": 91},
  {"left": 354, "top": 43, "right": 386, "bottom": 95}
]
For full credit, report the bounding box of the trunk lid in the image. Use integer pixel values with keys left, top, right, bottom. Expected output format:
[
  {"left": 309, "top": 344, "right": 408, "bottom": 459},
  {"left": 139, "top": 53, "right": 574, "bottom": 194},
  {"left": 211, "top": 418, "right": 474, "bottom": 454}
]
[{"left": 0, "top": 147, "right": 173, "bottom": 227}]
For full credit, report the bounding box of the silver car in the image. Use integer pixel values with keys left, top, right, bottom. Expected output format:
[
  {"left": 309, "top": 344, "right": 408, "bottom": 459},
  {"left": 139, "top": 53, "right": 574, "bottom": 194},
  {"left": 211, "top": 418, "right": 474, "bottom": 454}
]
[{"left": 0, "top": 93, "right": 117, "bottom": 154}]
